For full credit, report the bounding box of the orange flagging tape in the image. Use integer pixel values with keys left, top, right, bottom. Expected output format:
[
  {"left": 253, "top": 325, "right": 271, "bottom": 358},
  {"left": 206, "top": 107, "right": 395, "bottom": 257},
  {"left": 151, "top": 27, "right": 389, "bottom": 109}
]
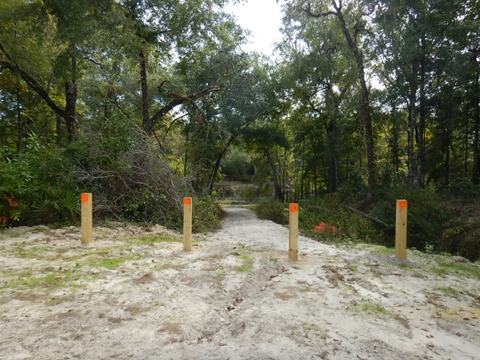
[
  {"left": 398, "top": 200, "right": 408, "bottom": 209},
  {"left": 81, "top": 193, "right": 90, "bottom": 203},
  {"left": 183, "top": 197, "right": 192, "bottom": 205},
  {"left": 289, "top": 203, "right": 299, "bottom": 213}
]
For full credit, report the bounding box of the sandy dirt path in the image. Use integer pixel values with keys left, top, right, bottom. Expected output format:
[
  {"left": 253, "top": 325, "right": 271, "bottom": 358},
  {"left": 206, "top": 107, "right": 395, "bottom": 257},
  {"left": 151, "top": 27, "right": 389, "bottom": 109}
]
[{"left": 0, "top": 206, "right": 479, "bottom": 360}]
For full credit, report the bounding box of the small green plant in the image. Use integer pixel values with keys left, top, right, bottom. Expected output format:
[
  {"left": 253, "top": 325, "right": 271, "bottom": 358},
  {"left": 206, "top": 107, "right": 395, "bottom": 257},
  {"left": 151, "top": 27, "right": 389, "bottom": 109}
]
[{"left": 358, "top": 300, "right": 388, "bottom": 315}]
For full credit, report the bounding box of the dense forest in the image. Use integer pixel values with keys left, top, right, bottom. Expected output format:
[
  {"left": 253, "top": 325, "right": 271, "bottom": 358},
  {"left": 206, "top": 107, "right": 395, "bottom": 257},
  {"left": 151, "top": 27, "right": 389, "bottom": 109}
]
[{"left": 1, "top": 0, "right": 479, "bottom": 260}]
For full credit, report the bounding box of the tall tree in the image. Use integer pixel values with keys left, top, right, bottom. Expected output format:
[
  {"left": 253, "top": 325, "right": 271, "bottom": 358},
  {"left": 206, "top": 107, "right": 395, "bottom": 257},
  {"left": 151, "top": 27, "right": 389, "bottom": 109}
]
[
  {"left": 294, "top": 0, "right": 376, "bottom": 197},
  {"left": 0, "top": 0, "right": 112, "bottom": 141}
]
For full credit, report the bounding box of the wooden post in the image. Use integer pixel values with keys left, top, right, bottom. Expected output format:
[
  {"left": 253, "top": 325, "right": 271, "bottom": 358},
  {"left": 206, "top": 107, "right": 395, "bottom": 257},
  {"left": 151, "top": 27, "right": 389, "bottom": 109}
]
[
  {"left": 80, "top": 193, "right": 93, "bottom": 245},
  {"left": 395, "top": 199, "right": 408, "bottom": 260},
  {"left": 183, "top": 197, "right": 192, "bottom": 251},
  {"left": 289, "top": 203, "right": 299, "bottom": 261}
]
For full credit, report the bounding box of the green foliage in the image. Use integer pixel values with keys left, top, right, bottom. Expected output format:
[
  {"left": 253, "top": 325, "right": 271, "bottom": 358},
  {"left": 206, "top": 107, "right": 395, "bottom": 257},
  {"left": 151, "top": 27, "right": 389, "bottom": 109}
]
[
  {"left": 241, "top": 186, "right": 258, "bottom": 202},
  {"left": 221, "top": 151, "right": 254, "bottom": 182},
  {"left": 294, "top": 189, "right": 480, "bottom": 261},
  {"left": 254, "top": 200, "right": 287, "bottom": 225},
  {"left": 191, "top": 197, "right": 224, "bottom": 233},
  {"left": 443, "top": 180, "right": 480, "bottom": 200},
  {"left": 299, "top": 195, "right": 383, "bottom": 243},
  {"left": 370, "top": 187, "right": 450, "bottom": 250},
  {"left": 369, "top": 186, "right": 480, "bottom": 260},
  {"left": 0, "top": 136, "right": 78, "bottom": 226}
]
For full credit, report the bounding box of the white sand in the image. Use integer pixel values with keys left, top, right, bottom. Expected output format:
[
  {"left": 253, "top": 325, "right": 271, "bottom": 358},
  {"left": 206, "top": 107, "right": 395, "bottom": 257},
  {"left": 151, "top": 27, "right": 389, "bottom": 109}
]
[{"left": 0, "top": 206, "right": 479, "bottom": 359}]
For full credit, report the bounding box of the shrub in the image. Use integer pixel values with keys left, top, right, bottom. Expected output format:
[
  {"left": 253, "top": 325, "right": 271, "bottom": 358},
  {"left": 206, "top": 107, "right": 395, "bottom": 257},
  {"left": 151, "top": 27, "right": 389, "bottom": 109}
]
[
  {"left": 221, "top": 151, "right": 254, "bottom": 182},
  {"left": 370, "top": 186, "right": 453, "bottom": 250},
  {"left": 299, "top": 195, "right": 383, "bottom": 243},
  {"left": 71, "top": 128, "right": 189, "bottom": 227},
  {"left": 0, "top": 124, "right": 223, "bottom": 233},
  {"left": 192, "top": 197, "right": 224, "bottom": 233},
  {"left": 0, "top": 136, "right": 79, "bottom": 226},
  {"left": 255, "top": 199, "right": 287, "bottom": 224}
]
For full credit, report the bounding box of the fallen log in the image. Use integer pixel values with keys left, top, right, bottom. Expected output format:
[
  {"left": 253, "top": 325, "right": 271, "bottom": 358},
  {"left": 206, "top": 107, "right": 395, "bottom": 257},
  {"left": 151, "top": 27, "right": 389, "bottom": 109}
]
[{"left": 342, "top": 205, "right": 393, "bottom": 229}]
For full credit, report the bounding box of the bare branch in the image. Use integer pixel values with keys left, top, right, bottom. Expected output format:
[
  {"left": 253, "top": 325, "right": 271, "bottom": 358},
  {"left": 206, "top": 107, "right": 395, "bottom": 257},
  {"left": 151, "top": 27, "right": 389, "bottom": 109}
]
[
  {"left": 0, "top": 41, "right": 66, "bottom": 118},
  {"left": 84, "top": 56, "right": 104, "bottom": 68}
]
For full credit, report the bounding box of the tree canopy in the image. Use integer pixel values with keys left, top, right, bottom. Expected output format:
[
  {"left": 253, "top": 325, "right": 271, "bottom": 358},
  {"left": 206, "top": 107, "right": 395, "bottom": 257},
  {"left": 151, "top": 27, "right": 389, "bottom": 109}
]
[{"left": 1, "top": 0, "right": 479, "bottom": 235}]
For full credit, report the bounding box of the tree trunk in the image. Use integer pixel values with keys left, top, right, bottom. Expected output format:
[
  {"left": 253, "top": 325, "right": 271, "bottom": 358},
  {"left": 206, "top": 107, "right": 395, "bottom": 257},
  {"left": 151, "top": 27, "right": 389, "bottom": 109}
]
[
  {"left": 391, "top": 105, "right": 400, "bottom": 176},
  {"left": 417, "top": 35, "right": 427, "bottom": 187},
  {"left": 334, "top": 5, "right": 376, "bottom": 198},
  {"left": 266, "top": 150, "right": 284, "bottom": 201},
  {"left": 207, "top": 135, "right": 236, "bottom": 195},
  {"left": 444, "top": 143, "right": 450, "bottom": 186},
  {"left": 64, "top": 43, "right": 78, "bottom": 141},
  {"left": 64, "top": 81, "right": 77, "bottom": 141},
  {"left": 15, "top": 75, "right": 22, "bottom": 151},
  {"left": 463, "top": 104, "right": 470, "bottom": 179},
  {"left": 326, "top": 118, "right": 338, "bottom": 192},
  {"left": 300, "top": 157, "right": 305, "bottom": 198},
  {"left": 407, "top": 63, "right": 418, "bottom": 186},
  {"left": 139, "top": 49, "right": 151, "bottom": 134},
  {"left": 473, "top": 69, "right": 480, "bottom": 184},
  {"left": 184, "top": 125, "right": 189, "bottom": 177}
]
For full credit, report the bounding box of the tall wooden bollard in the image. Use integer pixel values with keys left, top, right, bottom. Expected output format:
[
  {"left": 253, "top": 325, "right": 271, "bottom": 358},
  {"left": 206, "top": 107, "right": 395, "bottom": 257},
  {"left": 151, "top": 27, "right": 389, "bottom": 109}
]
[
  {"left": 289, "top": 203, "right": 299, "bottom": 261},
  {"left": 183, "top": 197, "right": 193, "bottom": 251},
  {"left": 395, "top": 199, "right": 408, "bottom": 260},
  {"left": 80, "top": 193, "right": 93, "bottom": 245}
]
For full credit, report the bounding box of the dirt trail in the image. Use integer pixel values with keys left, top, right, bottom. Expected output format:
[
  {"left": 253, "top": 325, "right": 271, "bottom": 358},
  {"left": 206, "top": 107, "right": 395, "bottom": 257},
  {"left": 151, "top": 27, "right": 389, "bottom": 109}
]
[{"left": 0, "top": 206, "right": 479, "bottom": 360}]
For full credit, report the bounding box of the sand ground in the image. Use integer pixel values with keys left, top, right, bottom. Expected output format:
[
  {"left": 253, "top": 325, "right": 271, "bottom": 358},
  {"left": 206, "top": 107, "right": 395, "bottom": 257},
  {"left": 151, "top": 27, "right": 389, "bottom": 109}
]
[{"left": 0, "top": 206, "right": 479, "bottom": 360}]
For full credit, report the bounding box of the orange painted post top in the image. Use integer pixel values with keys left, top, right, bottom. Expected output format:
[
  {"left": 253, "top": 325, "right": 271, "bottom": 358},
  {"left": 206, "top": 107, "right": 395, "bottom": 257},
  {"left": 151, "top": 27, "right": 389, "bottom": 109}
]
[
  {"left": 289, "top": 203, "right": 299, "bottom": 213},
  {"left": 397, "top": 199, "right": 408, "bottom": 209},
  {"left": 183, "top": 197, "right": 192, "bottom": 206},
  {"left": 81, "top": 193, "right": 91, "bottom": 203}
]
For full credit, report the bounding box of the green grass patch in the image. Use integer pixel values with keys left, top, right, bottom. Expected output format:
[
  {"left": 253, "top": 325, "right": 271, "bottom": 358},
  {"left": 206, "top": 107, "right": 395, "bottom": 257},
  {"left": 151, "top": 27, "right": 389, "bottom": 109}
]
[
  {"left": 357, "top": 300, "right": 388, "bottom": 315},
  {"left": 432, "top": 257, "right": 480, "bottom": 279},
  {"left": 86, "top": 254, "right": 142, "bottom": 269},
  {"left": 9, "top": 245, "right": 55, "bottom": 259},
  {"left": 436, "top": 286, "right": 463, "bottom": 298},
  {"left": 346, "top": 262, "right": 358, "bottom": 273},
  {"left": 0, "top": 268, "right": 95, "bottom": 291},
  {"left": 131, "top": 234, "right": 181, "bottom": 245},
  {"left": 234, "top": 245, "right": 254, "bottom": 273},
  {"left": 355, "top": 243, "right": 395, "bottom": 256}
]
